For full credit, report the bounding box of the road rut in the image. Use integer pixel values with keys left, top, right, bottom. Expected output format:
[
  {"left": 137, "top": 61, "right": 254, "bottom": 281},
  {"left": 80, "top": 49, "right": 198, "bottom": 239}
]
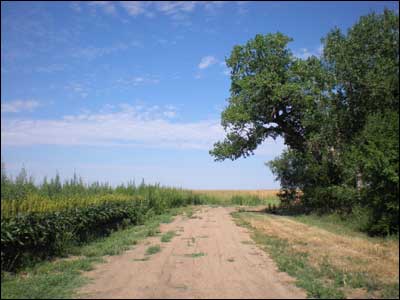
[{"left": 78, "top": 206, "right": 306, "bottom": 299}]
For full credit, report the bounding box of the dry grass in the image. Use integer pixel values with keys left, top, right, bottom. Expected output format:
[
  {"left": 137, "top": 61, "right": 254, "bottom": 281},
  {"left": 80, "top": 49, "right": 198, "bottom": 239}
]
[
  {"left": 193, "top": 189, "right": 279, "bottom": 200},
  {"left": 242, "top": 213, "right": 399, "bottom": 296}
]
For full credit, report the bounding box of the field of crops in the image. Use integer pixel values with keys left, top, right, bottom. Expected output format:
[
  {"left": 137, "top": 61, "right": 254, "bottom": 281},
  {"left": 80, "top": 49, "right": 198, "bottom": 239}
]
[
  {"left": 1, "top": 168, "right": 277, "bottom": 273},
  {"left": 192, "top": 189, "right": 280, "bottom": 206},
  {"left": 0, "top": 168, "right": 213, "bottom": 272}
]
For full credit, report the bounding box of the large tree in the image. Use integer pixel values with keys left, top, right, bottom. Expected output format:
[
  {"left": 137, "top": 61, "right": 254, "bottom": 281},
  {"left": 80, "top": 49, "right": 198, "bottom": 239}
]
[{"left": 210, "top": 9, "right": 399, "bottom": 235}]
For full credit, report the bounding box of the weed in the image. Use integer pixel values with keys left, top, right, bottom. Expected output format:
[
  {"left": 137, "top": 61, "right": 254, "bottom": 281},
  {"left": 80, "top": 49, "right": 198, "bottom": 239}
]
[
  {"left": 145, "top": 245, "right": 161, "bottom": 255},
  {"left": 161, "top": 231, "right": 176, "bottom": 243},
  {"left": 184, "top": 252, "right": 206, "bottom": 258}
]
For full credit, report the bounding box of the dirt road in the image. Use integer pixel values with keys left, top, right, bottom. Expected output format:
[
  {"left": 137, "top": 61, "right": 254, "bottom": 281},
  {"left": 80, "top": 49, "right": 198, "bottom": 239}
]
[{"left": 78, "top": 206, "right": 306, "bottom": 299}]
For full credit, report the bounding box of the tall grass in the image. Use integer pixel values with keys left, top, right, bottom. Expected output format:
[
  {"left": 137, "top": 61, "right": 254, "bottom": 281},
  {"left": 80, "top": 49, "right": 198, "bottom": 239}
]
[
  {"left": 1, "top": 166, "right": 209, "bottom": 272},
  {"left": 1, "top": 166, "right": 203, "bottom": 218}
]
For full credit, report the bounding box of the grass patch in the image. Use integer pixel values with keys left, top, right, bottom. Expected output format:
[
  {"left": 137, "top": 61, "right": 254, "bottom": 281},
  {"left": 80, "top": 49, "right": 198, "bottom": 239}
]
[
  {"left": 145, "top": 245, "right": 161, "bottom": 255},
  {"left": 1, "top": 257, "right": 102, "bottom": 299},
  {"left": 185, "top": 209, "right": 194, "bottom": 218},
  {"left": 291, "top": 213, "right": 368, "bottom": 239},
  {"left": 184, "top": 252, "right": 206, "bottom": 258},
  {"left": 160, "top": 214, "right": 174, "bottom": 224},
  {"left": 251, "top": 229, "right": 344, "bottom": 299},
  {"left": 232, "top": 212, "right": 399, "bottom": 299},
  {"left": 1, "top": 207, "right": 188, "bottom": 299},
  {"left": 161, "top": 231, "right": 176, "bottom": 243}
]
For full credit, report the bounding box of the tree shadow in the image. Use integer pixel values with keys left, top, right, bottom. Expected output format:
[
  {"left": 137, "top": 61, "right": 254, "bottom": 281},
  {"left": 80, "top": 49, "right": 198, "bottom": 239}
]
[{"left": 240, "top": 203, "right": 310, "bottom": 217}]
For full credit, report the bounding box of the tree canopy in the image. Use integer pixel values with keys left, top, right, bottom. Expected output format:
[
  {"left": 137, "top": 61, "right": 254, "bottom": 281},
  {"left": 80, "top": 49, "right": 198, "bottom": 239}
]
[{"left": 210, "top": 9, "right": 399, "bottom": 235}]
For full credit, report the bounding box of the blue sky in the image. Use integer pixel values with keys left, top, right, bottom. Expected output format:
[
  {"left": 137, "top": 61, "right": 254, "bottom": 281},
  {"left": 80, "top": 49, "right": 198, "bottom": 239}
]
[{"left": 1, "top": 1, "right": 398, "bottom": 189}]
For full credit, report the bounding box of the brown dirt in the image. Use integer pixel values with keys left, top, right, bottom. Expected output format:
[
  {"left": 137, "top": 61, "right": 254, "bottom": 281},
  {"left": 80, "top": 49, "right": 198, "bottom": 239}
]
[{"left": 77, "top": 206, "right": 306, "bottom": 299}]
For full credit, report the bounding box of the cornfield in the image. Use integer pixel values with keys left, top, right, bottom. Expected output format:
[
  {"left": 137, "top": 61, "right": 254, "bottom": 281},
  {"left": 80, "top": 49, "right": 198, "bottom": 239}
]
[{"left": 1, "top": 167, "right": 281, "bottom": 272}]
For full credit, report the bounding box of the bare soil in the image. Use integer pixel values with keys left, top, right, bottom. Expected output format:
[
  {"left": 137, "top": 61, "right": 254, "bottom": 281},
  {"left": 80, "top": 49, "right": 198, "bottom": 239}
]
[{"left": 77, "top": 206, "right": 306, "bottom": 299}]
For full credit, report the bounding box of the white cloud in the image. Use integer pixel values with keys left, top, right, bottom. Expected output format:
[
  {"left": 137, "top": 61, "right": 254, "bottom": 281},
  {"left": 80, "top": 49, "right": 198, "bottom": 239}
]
[
  {"left": 198, "top": 56, "right": 218, "bottom": 69},
  {"left": 2, "top": 102, "right": 286, "bottom": 158},
  {"left": 1, "top": 104, "right": 223, "bottom": 150},
  {"left": 1, "top": 100, "right": 40, "bottom": 113},
  {"left": 65, "top": 82, "right": 91, "bottom": 98},
  {"left": 117, "top": 1, "right": 225, "bottom": 20},
  {"left": 116, "top": 76, "right": 160, "bottom": 86},
  {"left": 70, "top": 2, "right": 82, "bottom": 12},
  {"left": 236, "top": 1, "right": 249, "bottom": 15},
  {"left": 89, "top": 1, "right": 117, "bottom": 15},
  {"left": 155, "top": 1, "right": 196, "bottom": 15},
  {"left": 293, "top": 45, "right": 323, "bottom": 60},
  {"left": 35, "top": 64, "right": 66, "bottom": 73},
  {"left": 317, "top": 44, "right": 324, "bottom": 56},
  {"left": 72, "top": 43, "right": 130, "bottom": 60},
  {"left": 163, "top": 110, "right": 177, "bottom": 118},
  {"left": 222, "top": 69, "right": 230, "bottom": 76},
  {"left": 120, "top": 1, "right": 147, "bottom": 16},
  {"left": 220, "top": 61, "right": 230, "bottom": 76}
]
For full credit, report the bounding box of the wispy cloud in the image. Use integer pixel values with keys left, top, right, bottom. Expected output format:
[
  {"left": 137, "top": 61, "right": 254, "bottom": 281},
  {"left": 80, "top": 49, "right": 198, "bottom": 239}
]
[
  {"left": 89, "top": 1, "right": 117, "bottom": 15},
  {"left": 65, "top": 82, "right": 90, "bottom": 98},
  {"left": 35, "top": 63, "right": 66, "bottom": 73},
  {"left": 116, "top": 76, "right": 160, "bottom": 86},
  {"left": 120, "top": 1, "right": 151, "bottom": 17},
  {"left": 236, "top": 1, "right": 249, "bottom": 15},
  {"left": 112, "top": 2, "right": 226, "bottom": 20},
  {"left": 1, "top": 103, "right": 224, "bottom": 150},
  {"left": 72, "top": 43, "right": 130, "bottom": 60},
  {"left": 220, "top": 61, "right": 230, "bottom": 76},
  {"left": 198, "top": 56, "right": 218, "bottom": 69},
  {"left": 70, "top": 1, "right": 82, "bottom": 12},
  {"left": 2, "top": 101, "right": 286, "bottom": 156},
  {"left": 1, "top": 100, "right": 40, "bottom": 113}
]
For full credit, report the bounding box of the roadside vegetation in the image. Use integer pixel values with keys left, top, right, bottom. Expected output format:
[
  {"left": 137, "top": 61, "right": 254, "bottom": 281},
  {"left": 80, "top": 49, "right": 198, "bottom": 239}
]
[
  {"left": 1, "top": 207, "right": 190, "bottom": 299},
  {"left": 0, "top": 167, "right": 208, "bottom": 273},
  {"left": 232, "top": 211, "right": 399, "bottom": 299}
]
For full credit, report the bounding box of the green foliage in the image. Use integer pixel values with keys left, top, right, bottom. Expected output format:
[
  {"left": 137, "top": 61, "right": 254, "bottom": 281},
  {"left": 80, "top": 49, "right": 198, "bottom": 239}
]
[
  {"left": 145, "top": 245, "right": 161, "bottom": 255},
  {"left": 0, "top": 169, "right": 204, "bottom": 272},
  {"left": 184, "top": 252, "right": 206, "bottom": 258},
  {"left": 1, "top": 208, "right": 184, "bottom": 299},
  {"left": 1, "top": 257, "right": 101, "bottom": 299},
  {"left": 343, "top": 112, "right": 399, "bottom": 235},
  {"left": 211, "top": 9, "right": 399, "bottom": 235},
  {"left": 160, "top": 231, "right": 176, "bottom": 243}
]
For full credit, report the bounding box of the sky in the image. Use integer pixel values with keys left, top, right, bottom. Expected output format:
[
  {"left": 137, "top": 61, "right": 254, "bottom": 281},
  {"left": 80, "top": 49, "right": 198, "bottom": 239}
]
[{"left": 1, "top": 1, "right": 398, "bottom": 189}]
